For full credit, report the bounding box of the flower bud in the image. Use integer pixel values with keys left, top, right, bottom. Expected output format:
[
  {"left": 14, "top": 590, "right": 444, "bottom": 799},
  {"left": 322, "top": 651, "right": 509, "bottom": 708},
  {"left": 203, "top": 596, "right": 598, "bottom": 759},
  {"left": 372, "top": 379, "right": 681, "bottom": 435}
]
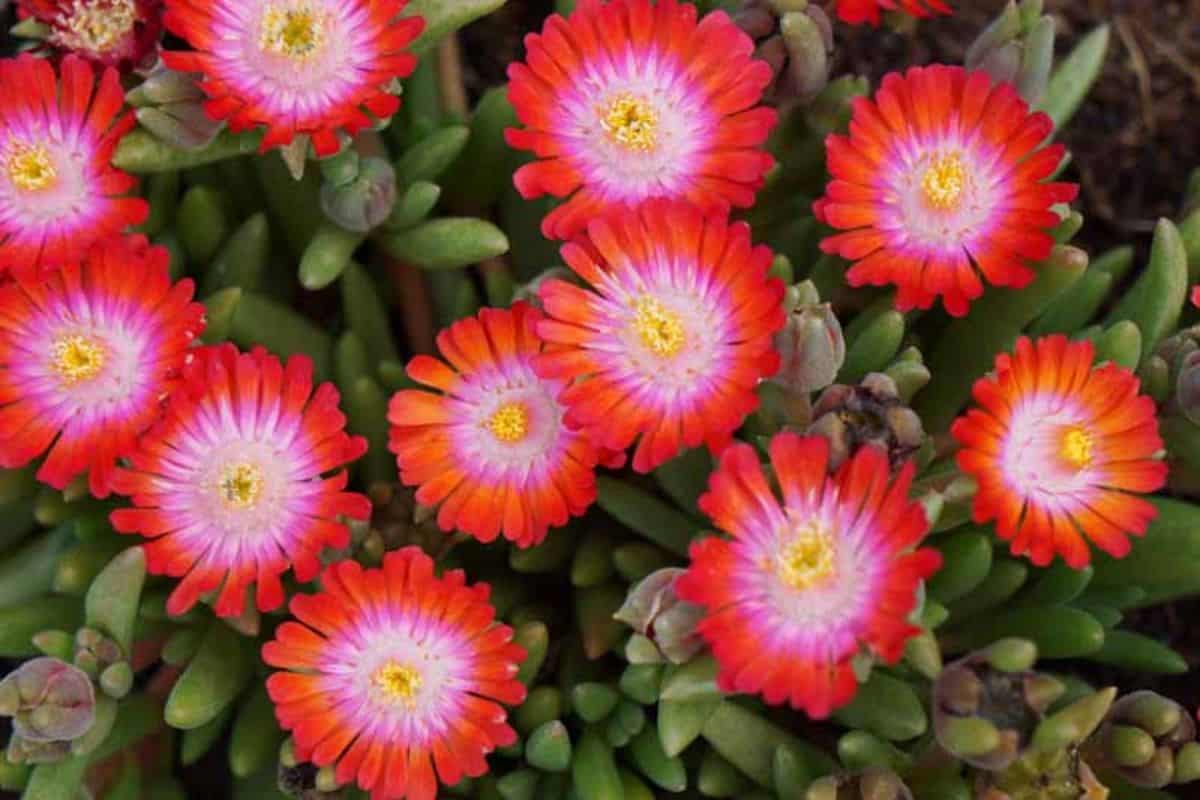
[
  {"left": 772, "top": 298, "right": 845, "bottom": 395},
  {"left": 808, "top": 373, "right": 925, "bottom": 469},
  {"left": 0, "top": 658, "right": 95, "bottom": 745},
  {"left": 1091, "top": 691, "right": 1198, "bottom": 789},
  {"left": 614, "top": 568, "right": 705, "bottom": 665},
  {"left": 319, "top": 157, "right": 397, "bottom": 233},
  {"left": 127, "top": 63, "right": 224, "bottom": 150},
  {"left": 806, "top": 767, "right": 913, "bottom": 800},
  {"left": 73, "top": 626, "right": 124, "bottom": 676}
]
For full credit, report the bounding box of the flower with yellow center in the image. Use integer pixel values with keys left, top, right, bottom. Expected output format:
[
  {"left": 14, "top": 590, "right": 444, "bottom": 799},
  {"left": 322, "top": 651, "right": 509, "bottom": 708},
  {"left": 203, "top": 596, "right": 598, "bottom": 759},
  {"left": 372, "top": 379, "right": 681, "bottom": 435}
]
[
  {"left": 600, "top": 93, "right": 659, "bottom": 152},
  {"left": 1059, "top": 426, "right": 1094, "bottom": 470},
  {"left": 487, "top": 402, "right": 529, "bottom": 443},
  {"left": 55, "top": 0, "right": 137, "bottom": 55},
  {"left": 632, "top": 296, "right": 685, "bottom": 358},
  {"left": 920, "top": 151, "right": 968, "bottom": 211},
  {"left": 259, "top": 5, "right": 327, "bottom": 59},
  {"left": 775, "top": 519, "right": 837, "bottom": 591},
  {"left": 372, "top": 660, "right": 422, "bottom": 707},
  {"left": 6, "top": 143, "right": 57, "bottom": 192},
  {"left": 51, "top": 335, "right": 106, "bottom": 384},
  {"left": 219, "top": 462, "right": 265, "bottom": 509}
]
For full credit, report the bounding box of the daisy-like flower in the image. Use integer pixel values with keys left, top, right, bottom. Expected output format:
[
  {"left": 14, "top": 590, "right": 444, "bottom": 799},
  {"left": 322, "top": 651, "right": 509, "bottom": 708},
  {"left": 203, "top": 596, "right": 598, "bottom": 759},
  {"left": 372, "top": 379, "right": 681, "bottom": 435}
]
[
  {"left": 388, "top": 303, "right": 599, "bottom": 548},
  {"left": 161, "top": 0, "right": 424, "bottom": 155},
  {"left": 952, "top": 335, "right": 1167, "bottom": 568},
  {"left": 834, "top": 0, "right": 951, "bottom": 26},
  {"left": 264, "top": 546, "right": 526, "bottom": 800},
  {"left": 677, "top": 433, "right": 940, "bottom": 718},
  {"left": 505, "top": 0, "right": 777, "bottom": 240},
  {"left": 814, "top": 65, "right": 1078, "bottom": 317},
  {"left": 18, "top": 0, "right": 162, "bottom": 68},
  {"left": 534, "top": 200, "right": 786, "bottom": 473},
  {"left": 110, "top": 344, "right": 371, "bottom": 617},
  {"left": 0, "top": 235, "right": 203, "bottom": 498},
  {"left": 0, "top": 54, "right": 147, "bottom": 282}
]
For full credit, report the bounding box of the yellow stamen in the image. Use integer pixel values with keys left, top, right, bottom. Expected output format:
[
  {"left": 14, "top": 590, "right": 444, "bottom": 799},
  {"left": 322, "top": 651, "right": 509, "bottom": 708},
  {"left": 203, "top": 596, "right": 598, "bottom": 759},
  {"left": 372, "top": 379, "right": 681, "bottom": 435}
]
[
  {"left": 219, "top": 463, "right": 264, "bottom": 509},
  {"left": 1059, "top": 426, "right": 1094, "bottom": 470},
  {"left": 632, "top": 296, "right": 685, "bottom": 358},
  {"left": 6, "top": 143, "right": 57, "bottom": 192},
  {"left": 776, "top": 520, "right": 837, "bottom": 591},
  {"left": 372, "top": 661, "right": 422, "bottom": 706},
  {"left": 920, "top": 152, "right": 968, "bottom": 210},
  {"left": 55, "top": 0, "right": 137, "bottom": 55},
  {"left": 600, "top": 93, "right": 659, "bottom": 152},
  {"left": 487, "top": 402, "right": 529, "bottom": 443},
  {"left": 51, "top": 335, "right": 105, "bottom": 384},
  {"left": 260, "top": 5, "right": 327, "bottom": 59}
]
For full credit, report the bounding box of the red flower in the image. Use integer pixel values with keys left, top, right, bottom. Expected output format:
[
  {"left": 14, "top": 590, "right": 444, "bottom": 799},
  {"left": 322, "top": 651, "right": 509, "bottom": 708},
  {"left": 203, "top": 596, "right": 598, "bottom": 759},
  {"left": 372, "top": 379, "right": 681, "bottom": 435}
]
[
  {"left": 953, "top": 335, "right": 1167, "bottom": 568},
  {"left": 815, "top": 65, "right": 1077, "bottom": 316},
  {"left": 834, "top": 0, "right": 951, "bottom": 26},
  {"left": 18, "top": 0, "right": 162, "bottom": 69},
  {"left": 161, "top": 0, "right": 424, "bottom": 155}
]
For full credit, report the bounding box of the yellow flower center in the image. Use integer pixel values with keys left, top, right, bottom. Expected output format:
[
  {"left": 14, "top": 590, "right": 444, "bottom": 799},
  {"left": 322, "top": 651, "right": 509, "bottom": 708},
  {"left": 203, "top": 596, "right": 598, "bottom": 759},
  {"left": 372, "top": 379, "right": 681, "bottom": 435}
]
[
  {"left": 51, "top": 335, "right": 106, "bottom": 384},
  {"left": 776, "top": 520, "right": 836, "bottom": 591},
  {"left": 6, "top": 143, "right": 57, "bottom": 192},
  {"left": 920, "top": 152, "right": 968, "bottom": 210},
  {"left": 372, "top": 661, "right": 422, "bottom": 705},
  {"left": 219, "top": 463, "right": 264, "bottom": 508},
  {"left": 56, "top": 0, "right": 137, "bottom": 54},
  {"left": 260, "top": 6, "right": 327, "bottom": 59},
  {"left": 488, "top": 402, "right": 529, "bottom": 443},
  {"left": 1059, "top": 426, "right": 1094, "bottom": 470},
  {"left": 600, "top": 93, "right": 659, "bottom": 152},
  {"left": 632, "top": 296, "right": 685, "bottom": 358}
]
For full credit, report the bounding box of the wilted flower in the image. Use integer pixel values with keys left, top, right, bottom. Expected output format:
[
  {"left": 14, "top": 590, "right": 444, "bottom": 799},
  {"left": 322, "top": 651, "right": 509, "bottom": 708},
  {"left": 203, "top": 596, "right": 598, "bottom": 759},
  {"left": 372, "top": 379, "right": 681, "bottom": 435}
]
[
  {"left": 806, "top": 768, "right": 913, "bottom": 800},
  {"left": 17, "top": 0, "right": 162, "bottom": 69},
  {"left": 808, "top": 373, "right": 925, "bottom": 469}
]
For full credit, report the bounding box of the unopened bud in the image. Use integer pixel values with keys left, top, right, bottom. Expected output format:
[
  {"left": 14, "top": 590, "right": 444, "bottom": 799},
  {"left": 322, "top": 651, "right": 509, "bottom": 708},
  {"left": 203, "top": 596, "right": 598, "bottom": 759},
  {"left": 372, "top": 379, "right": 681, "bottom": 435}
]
[
  {"left": 320, "top": 157, "right": 397, "bottom": 233},
  {"left": 137, "top": 104, "right": 226, "bottom": 151},
  {"left": 614, "top": 568, "right": 705, "bottom": 665},
  {"left": 0, "top": 658, "right": 95, "bottom": 744},
  {"left": 772, "top": 299, "right": 845, "bottom": 395}
]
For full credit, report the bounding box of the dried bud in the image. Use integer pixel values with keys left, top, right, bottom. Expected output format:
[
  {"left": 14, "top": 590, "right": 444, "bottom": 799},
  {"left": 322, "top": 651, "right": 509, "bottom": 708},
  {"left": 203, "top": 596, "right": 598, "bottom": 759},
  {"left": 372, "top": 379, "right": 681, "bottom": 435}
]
[
  {"left": 964, "top": 0, "right": 1056, "bottom": 105},
  {"left": 320, "top": 157, "right": 397, "bottom": 233},
  {"left": 127, "top": 62, "right": 224, "bottom": 150},
  {"left": 0, "top": 658, "right": 95, "bottom": 745},
  {"left": 614, "top": 568, "right": 705, "bottom": 665},
  {"left": 806, "top": 767, "right": 913, "bottom": 800},
  {"left": 980, "top": 748, "right": 1109, "bottom": 800},
  {"left": 772, "top": 297, "right": 845, "bottom": 395},
  {"left": 934, "top": 639, "right": 1061, "bottom": 771},
  {"left": 1091, "top": 691, "right": 1199, "bottom": 788},
  {"left": 808, "top": 373, "right": 925, "bottom": 469},
  {"left": 734, "top": 0, "right": 834, "bottom": 105}
]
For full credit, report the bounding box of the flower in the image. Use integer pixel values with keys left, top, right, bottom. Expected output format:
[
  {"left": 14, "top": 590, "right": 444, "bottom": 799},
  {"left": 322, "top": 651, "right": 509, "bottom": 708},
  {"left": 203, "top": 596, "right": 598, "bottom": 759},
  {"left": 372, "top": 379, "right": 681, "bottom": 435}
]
[
  {"left": 834, "top": 0, "right": 951, "bottom": 26},
  {"left": 388, "top": 303, "right": 599, "bottom": 548},
  {"left": 161, "top": 0, "right": 424, "bottom": 156},
  {"left": 952, "top": 335, "right": 1167, "bottom": 568},
  {"left": 0, "top": 235, "right": 203, "bottom": 497},
  {"left": 534, "top": 200, "right": 786, "bottom": 473},
  {"left": 0, "top": 54, "right": 147, "bottom": 282},
  {"left": 1191, "top": 285, "right": 1200, "bottom": 308},
  {"left": 263, "top": 546, "right": 526, "bottom": 800},
  {"left": 17, "top": 0, "right": 162, "bottom": 68},
  {"left": 110, "top": 344, "right": 371, "bottom": 617},
  {"left": 505, "top": 0, "right": 777, "bottom": 240},
  {"left": 677, "top": 434, "right": 940, "bottom": 718},
  {"left": 815, "top": 65, "right": 1078, "bottom": 317}
]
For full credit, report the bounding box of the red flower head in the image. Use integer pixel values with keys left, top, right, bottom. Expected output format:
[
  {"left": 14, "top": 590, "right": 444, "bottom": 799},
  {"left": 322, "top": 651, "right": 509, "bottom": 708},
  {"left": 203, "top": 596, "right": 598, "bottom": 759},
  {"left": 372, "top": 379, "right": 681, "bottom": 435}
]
[
  {"left": 0, "top": 54, "right": 147, "bottom": 282},
  {"left": 389, "top": 303, "right": 600, "bottom": 548},
  {"left": 0, "top": 235, "right": 203, "bottom": 497},
  {"left": 506, "top": 0, "right": 777, "bottom": 240},
  {"left": 953, "top": 335, "right": 1168, "bottom": 568},
  {"left": 161, "top": 0, "right": 424, "bottom": 156},
  {"left": 834, "top": 0, "right": 951, "bottom": 26},
  {"left": 678, "top": 434, "right": 940, "bottom": 718},
  {"left": 534, "top": 200, "right": 786, "bottom": 473},
  {"left": 18, "top": 0, "right": 163, "bottom": 69},
  {"left": 110, "top": 344, "right": 371, "bottom": 617},
  {"left": 264, "top": 547, "right": 526, "bottom": 800},
  {"left": 815, "top": 65, "right": 1078, "bottom": 316}
]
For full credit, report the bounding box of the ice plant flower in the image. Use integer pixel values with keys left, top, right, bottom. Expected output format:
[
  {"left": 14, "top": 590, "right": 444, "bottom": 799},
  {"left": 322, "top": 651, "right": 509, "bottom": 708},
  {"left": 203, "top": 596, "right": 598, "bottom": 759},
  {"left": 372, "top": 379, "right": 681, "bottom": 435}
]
[
  {"left": 505, "top": 0, "right": 777, "bottom": 240},
  {"left": 110, "top": 344, "right": 371, "bottom": 617},
  {"left": 0, "top": 236, "right": 203, "bottom": 497},
  {"left": 834, "top": 0, "right": 951, "bottom": 26},
  {"left": 534, "top": 200, "right": 786, "bottom": 473},
  {"left": 952, "top": 335, "right": 1168, "bottom": 568},
  {"left": 17, "top": 0, "right": 162, "bottom": 68},
  {"left": 388, "top": 303, "right": 599, "bottom": 548},
  {"left": 0, "top": 54, "right": 147, "bottom": 282},
  {"left": 264, "top": 547, "right": 526, "bottom": 800},
  {"left": 1191, "top": 285, "right": 1200, "bottom": 308},
  {"left": 677, "top": 433, "right": 940, "bottom": 718},
  {"left": 815, "top": 65, "right": 1078, "bottom": 316},
  {"left": 161, "top": 0, "right": 424, "bottom": 155}
]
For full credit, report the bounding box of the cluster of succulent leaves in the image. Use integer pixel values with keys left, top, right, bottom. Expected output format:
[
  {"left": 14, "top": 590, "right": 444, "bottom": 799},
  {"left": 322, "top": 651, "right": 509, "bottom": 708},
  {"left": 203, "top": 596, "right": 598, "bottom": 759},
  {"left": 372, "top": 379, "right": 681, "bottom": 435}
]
[{"left": 2, "top": 0, "right": 1200, "bottom": 799}]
